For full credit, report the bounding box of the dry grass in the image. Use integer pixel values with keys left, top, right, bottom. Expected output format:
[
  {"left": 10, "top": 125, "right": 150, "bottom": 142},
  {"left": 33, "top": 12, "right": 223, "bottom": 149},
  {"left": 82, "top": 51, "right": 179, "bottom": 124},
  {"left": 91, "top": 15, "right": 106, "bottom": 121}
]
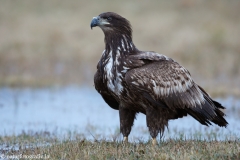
[
  {"left": 0, "top": 0, "right": 240, "bottom": 96},
  {"left": 0, "top": 132, "right": 239, "bottom": 160}
]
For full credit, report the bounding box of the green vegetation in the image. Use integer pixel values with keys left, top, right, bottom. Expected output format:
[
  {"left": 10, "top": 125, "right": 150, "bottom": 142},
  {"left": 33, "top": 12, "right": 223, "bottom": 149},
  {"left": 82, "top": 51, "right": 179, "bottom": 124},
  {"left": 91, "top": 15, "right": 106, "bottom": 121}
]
[{"left": 0, "top": 132, "right": 239, "bottom": 159}]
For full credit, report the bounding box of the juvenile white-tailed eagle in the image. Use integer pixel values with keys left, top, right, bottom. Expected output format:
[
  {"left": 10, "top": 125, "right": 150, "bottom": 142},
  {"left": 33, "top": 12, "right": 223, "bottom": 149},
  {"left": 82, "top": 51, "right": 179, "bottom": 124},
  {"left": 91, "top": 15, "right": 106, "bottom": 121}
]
[{"left": 90, "top": 12, "right": 228, "bottom": 145}]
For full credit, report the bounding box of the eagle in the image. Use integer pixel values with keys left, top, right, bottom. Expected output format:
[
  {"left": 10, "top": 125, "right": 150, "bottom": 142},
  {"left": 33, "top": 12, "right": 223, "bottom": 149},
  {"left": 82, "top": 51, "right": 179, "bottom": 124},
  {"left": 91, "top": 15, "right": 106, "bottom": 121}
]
[{"left": 90, "top": 12, "right": 228, "bottom": 145}]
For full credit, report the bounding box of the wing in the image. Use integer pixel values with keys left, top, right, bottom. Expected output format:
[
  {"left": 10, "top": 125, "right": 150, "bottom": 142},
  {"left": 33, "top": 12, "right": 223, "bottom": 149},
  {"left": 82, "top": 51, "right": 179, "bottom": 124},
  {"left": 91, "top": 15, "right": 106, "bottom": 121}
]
[
  {"left": 127, "top": 51, "right": 175, "bottom": 68},
  {"left": 94, "top": 67, "right": 119, "bottom": 110},
  {"left": 125, "top": 58, "right": 227, "bottom": 126},
  {"left": 125, "top": 60, "right": 204, "bottom": 109}
]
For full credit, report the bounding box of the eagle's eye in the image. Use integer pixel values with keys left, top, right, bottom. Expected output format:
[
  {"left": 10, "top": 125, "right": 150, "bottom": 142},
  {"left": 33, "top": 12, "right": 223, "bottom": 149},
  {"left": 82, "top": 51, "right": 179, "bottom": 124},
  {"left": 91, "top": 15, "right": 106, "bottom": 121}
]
[{"left": 107, "top": 17, "right": 112, "bottom": 21}]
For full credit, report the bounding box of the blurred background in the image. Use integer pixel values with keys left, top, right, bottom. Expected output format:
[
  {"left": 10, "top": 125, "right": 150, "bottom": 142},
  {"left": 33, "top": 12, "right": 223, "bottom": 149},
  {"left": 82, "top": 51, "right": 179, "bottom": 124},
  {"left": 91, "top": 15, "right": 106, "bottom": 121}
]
[
  {"left": 0, "top": 0, "right": 240, "bottom": 95},
  {"left": 0, "top": 0, "right": 240, "bottom": 140}
]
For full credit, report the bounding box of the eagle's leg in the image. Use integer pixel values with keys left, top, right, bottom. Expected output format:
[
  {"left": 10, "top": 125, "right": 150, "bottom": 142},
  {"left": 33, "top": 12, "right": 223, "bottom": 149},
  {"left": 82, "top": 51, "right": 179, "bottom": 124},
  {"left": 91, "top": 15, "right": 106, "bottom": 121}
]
[
  {"left": 146, "top": 109, "right": 159, "bottom": 145},
  {"left": 119, "top": 106, "right": 136, "bottom": 143},
  {"left": 123, "top": 136, "right": 128, "bottom": 143},
  {"left": 146, "top": 108, "right": 166, "bottom": 145},
  {"left": 152, "top": 138, "right": 157, "bottom": 145}
]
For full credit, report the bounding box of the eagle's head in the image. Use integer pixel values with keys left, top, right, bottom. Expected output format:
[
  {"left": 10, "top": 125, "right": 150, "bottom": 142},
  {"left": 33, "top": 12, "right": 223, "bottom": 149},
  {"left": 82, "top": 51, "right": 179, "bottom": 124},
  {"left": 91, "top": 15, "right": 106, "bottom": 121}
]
[{"left": 90, "top": 12, "right": 132, "bottom": 38}]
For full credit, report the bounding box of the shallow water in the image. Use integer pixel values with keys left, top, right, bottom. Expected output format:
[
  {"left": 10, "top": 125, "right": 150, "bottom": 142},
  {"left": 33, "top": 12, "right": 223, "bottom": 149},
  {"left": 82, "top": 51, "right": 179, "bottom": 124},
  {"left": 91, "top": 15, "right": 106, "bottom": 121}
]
[{"left": 0, "top": 86, "right": 239, "bottom": 141}]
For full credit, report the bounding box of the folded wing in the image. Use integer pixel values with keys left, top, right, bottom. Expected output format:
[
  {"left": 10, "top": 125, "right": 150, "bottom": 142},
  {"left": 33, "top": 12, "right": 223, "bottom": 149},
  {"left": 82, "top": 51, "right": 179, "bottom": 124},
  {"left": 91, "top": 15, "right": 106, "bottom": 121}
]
[{"left": 125, "top": 57, "right": 227, "bottom": 126}]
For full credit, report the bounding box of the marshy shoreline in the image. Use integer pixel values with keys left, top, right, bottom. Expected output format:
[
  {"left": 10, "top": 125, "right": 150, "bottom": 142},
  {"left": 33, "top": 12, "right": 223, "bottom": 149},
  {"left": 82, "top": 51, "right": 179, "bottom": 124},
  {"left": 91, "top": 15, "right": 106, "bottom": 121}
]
[
  {"left": 0, "top": 87, "right": 239, "bottom": 159},
  {"left": 1, "top": 133, "right": 239, "bottom": 159}
]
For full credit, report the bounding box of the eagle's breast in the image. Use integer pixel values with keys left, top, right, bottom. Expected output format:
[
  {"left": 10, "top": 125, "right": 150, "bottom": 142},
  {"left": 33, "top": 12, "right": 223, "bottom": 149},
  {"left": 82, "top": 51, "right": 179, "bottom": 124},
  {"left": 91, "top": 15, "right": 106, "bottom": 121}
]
[{"left": 103, "top": 49, "right": 129, "bottom": 96}]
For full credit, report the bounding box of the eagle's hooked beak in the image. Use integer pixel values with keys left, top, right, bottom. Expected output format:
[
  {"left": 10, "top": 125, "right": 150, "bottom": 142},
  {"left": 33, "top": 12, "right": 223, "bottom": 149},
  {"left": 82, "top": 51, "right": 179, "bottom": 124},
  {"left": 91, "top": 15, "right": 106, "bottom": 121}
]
[{"left": 90, "top": 17, "right": 99, "bottom": 29}]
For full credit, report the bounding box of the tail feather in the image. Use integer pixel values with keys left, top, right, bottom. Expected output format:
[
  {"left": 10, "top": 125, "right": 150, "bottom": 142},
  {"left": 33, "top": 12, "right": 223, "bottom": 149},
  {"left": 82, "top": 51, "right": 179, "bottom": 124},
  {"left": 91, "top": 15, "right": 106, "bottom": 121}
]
[
  {"left": 187, "top": 103, "right": 228, "bottom": 127},
  {"left": 211, "top": 100, "right": 228, "bottom": 127},
  {"left": 186, "top": 95, "right": 228, "bottom": 127},
  {"left": 213, "top": 100, "right": 225, "bottom": 109},
  {"left": 188, "top": 85, "right": 228, "bottom": 127}
]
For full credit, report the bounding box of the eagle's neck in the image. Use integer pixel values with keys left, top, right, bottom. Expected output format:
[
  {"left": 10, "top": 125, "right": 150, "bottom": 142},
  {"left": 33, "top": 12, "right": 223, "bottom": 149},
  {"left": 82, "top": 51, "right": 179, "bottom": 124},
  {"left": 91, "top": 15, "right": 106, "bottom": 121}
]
[
  {"left": 100, "top": 32, "right": 135, "bottom": 95},
  {"left": 104, "top": 32, "right": 136, "bottom": 54}
]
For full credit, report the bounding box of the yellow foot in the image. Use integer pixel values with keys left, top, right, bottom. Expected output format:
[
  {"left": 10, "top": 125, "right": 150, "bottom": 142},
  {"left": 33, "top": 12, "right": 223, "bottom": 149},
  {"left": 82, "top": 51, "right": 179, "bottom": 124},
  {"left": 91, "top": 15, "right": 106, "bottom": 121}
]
[
  {"left": 152, "top": 138, "right": 157, "bottom": 145},
  {"left": 123, "top": 136, "right": 128, "bottom": 143}
]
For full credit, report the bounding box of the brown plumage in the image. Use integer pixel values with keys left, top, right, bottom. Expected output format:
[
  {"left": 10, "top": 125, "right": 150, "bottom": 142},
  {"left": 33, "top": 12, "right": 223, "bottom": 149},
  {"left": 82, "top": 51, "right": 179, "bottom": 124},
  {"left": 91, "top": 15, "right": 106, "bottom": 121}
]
[{"left": 91, "top": 12, "right": 228, "bottom": 144}]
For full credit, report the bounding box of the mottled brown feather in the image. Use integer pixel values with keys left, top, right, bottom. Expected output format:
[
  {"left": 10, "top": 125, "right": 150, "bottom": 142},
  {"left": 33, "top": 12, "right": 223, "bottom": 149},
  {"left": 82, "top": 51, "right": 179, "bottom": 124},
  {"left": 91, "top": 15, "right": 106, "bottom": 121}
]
[{"left": 92, "top": 12, "right": 228, "bottom": 141}]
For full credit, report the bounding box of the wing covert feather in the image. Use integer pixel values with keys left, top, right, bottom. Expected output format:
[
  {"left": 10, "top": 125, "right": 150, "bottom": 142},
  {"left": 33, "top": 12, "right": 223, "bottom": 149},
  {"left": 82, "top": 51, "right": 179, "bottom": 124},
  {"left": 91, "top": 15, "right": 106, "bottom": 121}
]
[{"left": 125, "top": 61, "right": 205, "bottom": 109}]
